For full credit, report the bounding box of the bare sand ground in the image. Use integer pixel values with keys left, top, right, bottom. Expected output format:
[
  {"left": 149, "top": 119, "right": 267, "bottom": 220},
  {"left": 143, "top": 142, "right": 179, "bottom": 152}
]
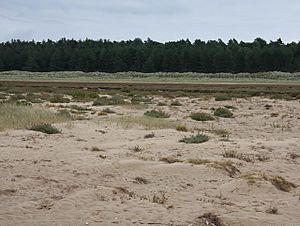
[{"left": 0, "top": 96, "right": 300, "bottom": 226}]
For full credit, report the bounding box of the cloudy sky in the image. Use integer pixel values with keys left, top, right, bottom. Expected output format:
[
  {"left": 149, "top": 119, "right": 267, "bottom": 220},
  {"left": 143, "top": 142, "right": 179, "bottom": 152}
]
[{"left": 0, "top": 0, "right": 299, "bottom": 43}]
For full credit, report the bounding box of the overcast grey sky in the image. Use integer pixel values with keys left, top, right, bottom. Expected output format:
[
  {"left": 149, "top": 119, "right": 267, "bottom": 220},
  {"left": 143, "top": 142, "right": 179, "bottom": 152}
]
[{"left": 0, "top": 0, "right": 299, "bottom": 43}]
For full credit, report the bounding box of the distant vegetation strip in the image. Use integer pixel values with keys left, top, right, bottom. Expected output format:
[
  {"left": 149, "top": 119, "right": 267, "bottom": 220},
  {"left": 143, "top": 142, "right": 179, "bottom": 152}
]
[
  {"left": 1, "top": 71, "right": 300, "bottom": 83},
  {"left": 1, "top": 38, "right": 300, "bottom": 73}
]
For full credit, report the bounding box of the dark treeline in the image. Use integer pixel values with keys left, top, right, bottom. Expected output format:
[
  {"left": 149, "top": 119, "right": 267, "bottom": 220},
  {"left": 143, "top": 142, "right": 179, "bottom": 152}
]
[{"left": 0, "top": 38, "right": 300, "bottom": 73}]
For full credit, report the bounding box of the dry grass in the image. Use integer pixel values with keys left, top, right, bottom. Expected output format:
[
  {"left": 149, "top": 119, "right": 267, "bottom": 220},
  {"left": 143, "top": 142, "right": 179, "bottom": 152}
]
[
  {"left": 222, "top": 150, "right": 254, "bottom": 162},
  {"left": 241, "top": 172, "right": 297, "bottom": 192},
  {"left": 160, "top": 157, "right": 183, "bottom": 164},
  {"left": 0, "top": 103, "right": 69, "bottom": 131},
  {"left": 108, "top": 116, "right": 177, "bottom": 130},
  {"left": 188, "top": 159, "right": 240, "bottom": 177}
]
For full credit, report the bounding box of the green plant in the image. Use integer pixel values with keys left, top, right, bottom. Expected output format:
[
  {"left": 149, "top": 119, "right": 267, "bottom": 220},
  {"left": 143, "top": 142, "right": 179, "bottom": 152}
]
[
  {"left": 214, "top": 108, "right": 233, "bottom": 118},
  {"left": 92, "top": 96, "right": 126, "bottom": 106},
  {"left": 30, "top": 124, "right": 61, "bottom": 134},
  {"left": 215, "top": 95, "right": 232, "bottom": 101},
  {"left": 170, "top": 100, "right": 182, "bottom": 106},
  {"left": 144, "top": 110, "right": 170, "bottom": 118},
  {"left": 157, "top": 102, "right": 167, "bottom": 106},
  {"left": 50, "top": 95, "right": 70, "bottom": 103},
  {"left": 190, "top": 112, "right": 214, "bottom": 121},
  {"left": 179, "top": 133, "right": 209, "bottom": 144}
]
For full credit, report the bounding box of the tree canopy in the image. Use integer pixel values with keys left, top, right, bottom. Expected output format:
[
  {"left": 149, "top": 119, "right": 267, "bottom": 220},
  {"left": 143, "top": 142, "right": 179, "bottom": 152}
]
[{"left": 0, "top": 38, "right": 300, "bottom": 73}]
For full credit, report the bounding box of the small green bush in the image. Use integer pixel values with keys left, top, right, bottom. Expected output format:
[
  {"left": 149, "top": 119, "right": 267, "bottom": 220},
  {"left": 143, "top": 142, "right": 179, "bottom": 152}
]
[
  {"left": 93, "top": 96, "right": 126, "bottom": 106},
  {"left": 50, "top": 95, "right": 70, "bottom": 103},
  {"left": 215, "top": 95, "right": 232, "bottom": 101},
  {"left": 190, "top": 112, "right": 214, "bottom": 121},
  {"left": 144, "top": 110, "right": 170, "bottom": 118},
  {"left": 30, "top": 124, "right": 61, "bottom": 134},
  {"left": 179, "top": 133, "right": 209, "bottom": 144},
  {"left": 214, "top": 108, "right": 233, "bottom": 118},
  {"left": 170, "top": 100, "right": 182, "bottom": 106}
]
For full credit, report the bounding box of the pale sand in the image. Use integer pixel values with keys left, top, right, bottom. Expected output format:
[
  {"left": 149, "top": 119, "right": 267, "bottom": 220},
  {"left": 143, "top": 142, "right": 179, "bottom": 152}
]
[{"left": 0, "top": 96, "right": 299, "bottom": 226}]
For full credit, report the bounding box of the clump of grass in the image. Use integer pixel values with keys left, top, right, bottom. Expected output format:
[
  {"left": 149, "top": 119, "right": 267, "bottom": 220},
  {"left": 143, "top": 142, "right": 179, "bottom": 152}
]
[
  {"left": 132, "top": 145, "right": 143, "bottom": 152},
  {"left": 187, "top": 159, "right": 211, "bottom": 165},
  {"left": 90, "top": 147, "right": 105, "bottom": 152},
  {"left": 214, "top": 108, "right": 233, "bottom": 118},
  {"left": 190, "top": 112, "right": 214, "bottom": 121},
  {"left": 188, "top": 159, "right": 240, "bottom": 177},
  {"left": 0, "top": 103, "right": 69, "bottom": 131},
  {"left": 160, "top": 157, "right": 182, "bottom": 164},
  {"left": 157, "top": 102, "right": 167, "bottom": 106},
  {"left": 144, "top": 110, "right": 170, "bottom": 118},
  {"left": 70, "top": 90, "right": 99, "bottom": 101},
  {"left": 179, "top": 133, "right": 209, "bottom": 144},
  {"left": 176, "top": 125, "right": 188, "bottom": 132},
  {"left": 152, "top": 191, "right": 168, "bottom": 204},
  {"left": 30, "top": 124, "right": 60, "bottom": 134},
  {"left": 144, "top": 132, "right": 155, "bottom": 139},
  {"left": 102, "top": 108, "right": 115, "bottom": 114},
  {"left": 16, "top": 100, "right": 32, "bottom": 106},
  {"left": 195, "top": 213, "right": 226, "bottom": 226},
  {"left": 50, "top": 95, "right": 70, "bottom": 103},
  {"left": 110, "top": 116, "right": 177, "bottom": 130},
  {"left": 215, "top": 95, "right": 232, "bottom": 101},
  {"left": 224, "top": 105, "right": 236, "bottom": 109},
  {"left": 241, "top": 173, "right": 297, "bottom": 192},
  {"left": 134, "top": 177, "right": 149, "bottom": 184},
  {"left": 266, "top": 207, "right": 278, "bottom": 215},
  {"left": 223, "top": 150, "right": 253, "bottom": 162},
  {"left": 93, "top": 96, "right": 126, "bottom": 106},
  {"left": 170, "top": 100, "right": 182, "bottom": 106}
]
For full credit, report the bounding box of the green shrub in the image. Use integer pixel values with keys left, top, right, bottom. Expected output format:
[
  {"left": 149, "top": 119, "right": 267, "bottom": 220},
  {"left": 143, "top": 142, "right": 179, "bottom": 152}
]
[
  {"left": 190, "top": 112, "right": 214, "bottom": 121},
  {"left": 30, "top": 124, "right": 61, "bottom": 134},
  {"left": 179, "top": 133, "right": 209, "bottom": 144},
  {"left": 170, "top": 100, "right": 182, "bottom": 106},
  {"left": 144, "top": 110, "right": 170, "bottom": 118},
  {"left": 214, "top": 108, "right": 233, "bottom": 118},
  {"left": 157, "top": 102, "right": 167, "bottom": 106},
  {"left": 215, "top": 95, "right": 232, "bottom": 101},
  {"left": 50, "top": 95, "right": 70, "bottom": 103},
  {"left": 93, "top": 96, "right": 126, "bottom": 106},
  {"left": 70, "top": 91, "right": 99, "bottom": 101}
]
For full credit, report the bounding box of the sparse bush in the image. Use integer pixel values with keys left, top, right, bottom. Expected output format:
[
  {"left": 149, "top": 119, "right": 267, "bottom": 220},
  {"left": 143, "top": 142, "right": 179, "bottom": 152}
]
[
  {"left": 0, "top": 103, "right": 69, "bottom": 131},
  {"left": 170, "top": 100, "right": 182, "bottom": 106},
  {"left": 215, "top": 95, "right": 232, "bottom": 101},
  {"left": 30, "top": 124, "right": 60, "bottom": 134},
  {"left": 179, "top": 133, "right": 209, "bottom": 144},
  {"left": 90, "top": 147, "right": 105, "bottom": 152},
  {"left": 160, "top": 157, "right": 182, "bottom": 164},
  {"left": 50, "top": 95, "right": 70, "bottom": 103},
  {"left": 93, "top": 96, "right": 126, "bottom": 106},
  {"left": 144, "top": 132, "right": 155, "bottom": 139},
  {"left": 132, "top": 145, "right": 143, "bottom": 152},
  {"left": 214, "top": 107, "right": 233, "bottom": 118},
  {"left": 144, "top": 110, "right": 170, "bottom": 118},
  {"left": 224, "top": 105, "right": 236, "bottom": 109},
  {"left": 157, "top": 102, "right": 167, "bottom": 106},
  {"left": 102, "top": 108, "right": 115, "bottom": 114},
  {"left": 176, "top": 125, "right": 188, "bottom": 132},
  {"left": 223, "top": 150, "right": 253, "bottom": 162},
  {"left": 190, "top": 112, "right": 214, "bottom": 121}
]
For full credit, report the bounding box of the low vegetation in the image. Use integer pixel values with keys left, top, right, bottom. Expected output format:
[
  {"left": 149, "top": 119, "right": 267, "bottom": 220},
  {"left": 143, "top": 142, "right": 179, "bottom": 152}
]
[
  {"left": 179, "top": 133, "right": 209, "bottom": 144},
  {"left": 144, "top": 110, "right": 170, "bottom": 118},
  {"left": 110, "top": 116, "right": 177, "bottom": 130},
  {"left": 214, "top": 107, "right": 233, "bottom": 118},
  {"left": 0, "top": 103, "right": 69, "bottom": 131},
  {"left": 190, "top": 112, "right": 214, "bottom": 121},
  {"left": 30, "top": 124, "right": 61, "bottom": 134}
]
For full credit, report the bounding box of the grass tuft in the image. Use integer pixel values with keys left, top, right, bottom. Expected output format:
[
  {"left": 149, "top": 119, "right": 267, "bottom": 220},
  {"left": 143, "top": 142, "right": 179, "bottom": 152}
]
[
  {"left": 179, "top": 133, "right": 209, "bottom": 144},
  {"left": 30, "top": 124, "right": 60, "bottom": 134},
  {"left": 144, "top": 110, "right": 170, "bottom": 118},
  {"left": 214, "top": 107, "right": 233, "bottom": 118},
  {"left": 190, "top": 112, "right": 214, "bottom": 121}
]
